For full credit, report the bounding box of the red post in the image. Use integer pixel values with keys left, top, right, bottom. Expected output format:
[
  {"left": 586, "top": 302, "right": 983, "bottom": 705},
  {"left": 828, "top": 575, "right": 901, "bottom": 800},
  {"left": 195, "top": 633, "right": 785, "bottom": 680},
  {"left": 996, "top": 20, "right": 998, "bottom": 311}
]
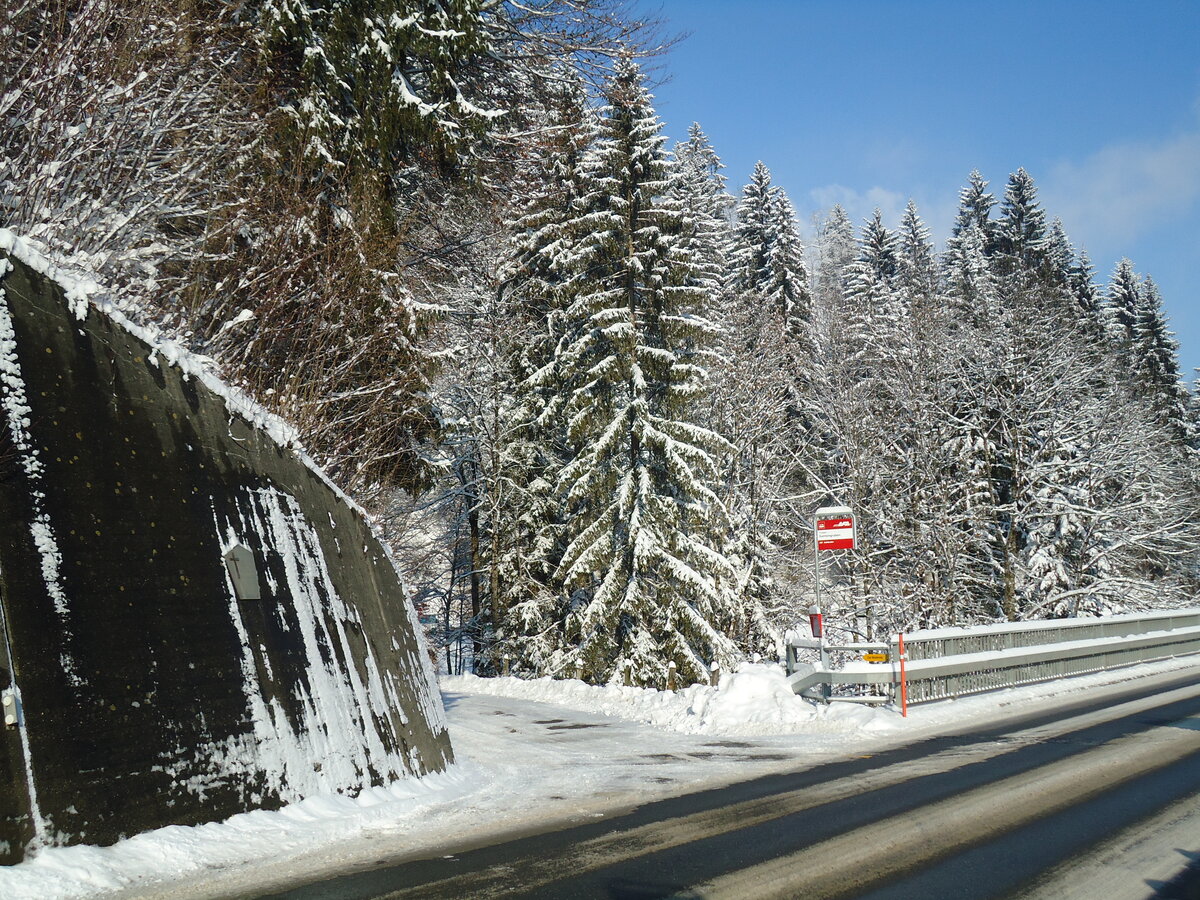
[
  {"left": 898, "top": 632, "right": 909, "bottom": 718},
  {"left": 808, "top": 607, "right": 823, "bottom": 639}
]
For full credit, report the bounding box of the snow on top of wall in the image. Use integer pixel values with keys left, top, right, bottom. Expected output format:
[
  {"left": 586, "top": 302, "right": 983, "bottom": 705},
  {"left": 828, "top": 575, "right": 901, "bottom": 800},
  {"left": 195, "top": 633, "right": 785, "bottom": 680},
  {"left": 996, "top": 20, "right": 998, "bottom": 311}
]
[
  {"left": 0, "top": 232, "right": 102, "bottom": 320},
  {"left": 0, "top": 228, "right": 300, "bottom": 449},
  {"left": 0, "top": 229, "right": 443, "bottom": 709}
]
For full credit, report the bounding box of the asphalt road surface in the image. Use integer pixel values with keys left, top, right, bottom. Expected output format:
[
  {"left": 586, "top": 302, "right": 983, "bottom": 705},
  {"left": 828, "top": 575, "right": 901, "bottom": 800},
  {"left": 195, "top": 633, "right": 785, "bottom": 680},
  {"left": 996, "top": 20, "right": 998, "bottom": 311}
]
[{"left": 262, "top": 670, "right": 1200, "bottom": 900}]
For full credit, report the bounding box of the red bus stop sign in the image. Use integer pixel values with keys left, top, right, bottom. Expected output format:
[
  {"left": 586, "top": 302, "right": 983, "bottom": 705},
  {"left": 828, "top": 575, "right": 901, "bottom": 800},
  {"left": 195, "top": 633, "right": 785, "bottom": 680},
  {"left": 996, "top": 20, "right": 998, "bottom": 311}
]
[{"left": 815, "top": 506, "right": 855, "bottom": 551}]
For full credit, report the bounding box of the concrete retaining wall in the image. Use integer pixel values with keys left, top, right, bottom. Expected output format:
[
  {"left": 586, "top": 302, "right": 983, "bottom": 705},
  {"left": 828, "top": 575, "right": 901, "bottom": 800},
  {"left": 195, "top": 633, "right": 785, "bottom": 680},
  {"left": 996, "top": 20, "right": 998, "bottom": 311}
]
[{"left": 0, "top": 245, "right": 452, "bottom": 863}]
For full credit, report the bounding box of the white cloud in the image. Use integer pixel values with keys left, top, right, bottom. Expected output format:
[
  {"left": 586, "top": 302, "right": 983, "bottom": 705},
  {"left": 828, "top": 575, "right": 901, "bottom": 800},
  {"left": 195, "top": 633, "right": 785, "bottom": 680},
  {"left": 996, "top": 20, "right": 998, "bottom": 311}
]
[
  {"left": 804, "top": 184, "right": 957, "bottom": 249},
  {"left": 808, "top": 184, "right": 908, "bottom": 230},
  {"left": 1041, "top": 130, "right": 1200, "bottom": 249}
]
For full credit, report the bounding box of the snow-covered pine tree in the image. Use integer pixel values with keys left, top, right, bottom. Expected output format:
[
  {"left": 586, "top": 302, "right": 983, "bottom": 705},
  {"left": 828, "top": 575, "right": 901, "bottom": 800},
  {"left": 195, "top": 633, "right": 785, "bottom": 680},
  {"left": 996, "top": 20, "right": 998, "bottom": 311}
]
[
  {"left": 843, "top": 210, "right": 901, "bottom": 374},
  {"left": 709, "top": 165, "right": 814, "bottom": 640},
  {"left": 949, "top": 170, "right": 997, "bottom": 254},
  {"left": 1044, "top": 219, "right": 1075, "bottom": 287},
  {"left": 503, "top": 66, "right": 596, "bottom": 386},
  {"left": 983, "top": 170, "right": 1146, "bottom": 621},
  {"left": 987, "top": 172, "right": 1049, "bottom": 620},
  {"left": 849, "top": 210, "right": 901, "bottom": 295},
  {"left": 765, "top": 188, "right": 814, "bottom": 348},
  {"left": 939, "top": 193, "right": 1007, "bottom": 621},
  {"left": 489, "top": 70, "right": 597, "bottom": 675},
  {"left": 672, "top": 128, "right": 774, "bottom": 630},
  {"left": 730, "top": 162, "right": 777, "bottom": 299},
  {"left": 815, "top": 205, "right": 858, "bottom": 314},
  {"left": 1190, "top": 376, "right": 1200, "bottom": 454},
  {"left": 944, "top": 172, "right": 998, "bottom": 329},
  {"left": 944, "top": 220, "right": 996, "bottom": 331},
  {"left": 671, "top": 123, "right": 736, "bottom": 304},
  {"left": 992, "top": 168, "right": 1048, "bottom": 287},
  {"left": 896, "top": 200, "right": 938, "bottom": 305},
  {"left": 538, "top": 59, "right": 749, "bottom": 686},
  {"left": 1038, "top": 219, "right": 1114, "bottom": 345},
  {"left": 887, "top": 200, "right": 969, "bottom": 623},
  {"left": 1105, "top": 259, "right": 1141, "bottom": 350},
  {"left": 258, "top": 0, "right": 503, "bottom": 177},
  {"left": 1068, "top": 250, "right": 1108, "bottom": 347},
  {"left": 1132, "top": 276, "right": 1193, "bottom": 444},
  {"left": 729, "top": 162, "right": 812, "bottom": 329}
]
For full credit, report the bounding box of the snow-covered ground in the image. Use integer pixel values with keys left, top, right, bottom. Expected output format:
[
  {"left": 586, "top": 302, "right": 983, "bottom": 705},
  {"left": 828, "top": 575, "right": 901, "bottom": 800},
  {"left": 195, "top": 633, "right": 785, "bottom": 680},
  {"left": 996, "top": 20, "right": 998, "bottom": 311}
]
[{"left": 3, "top": 658, "right": 1198, "bottom": 899}]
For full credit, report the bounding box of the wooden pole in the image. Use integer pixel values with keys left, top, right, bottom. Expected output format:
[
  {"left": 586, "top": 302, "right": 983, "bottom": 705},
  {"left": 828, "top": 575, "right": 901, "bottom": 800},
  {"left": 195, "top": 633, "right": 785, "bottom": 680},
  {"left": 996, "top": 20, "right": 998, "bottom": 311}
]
[{"left": 898, "top": 632, "right": 909, "bottom": 718}]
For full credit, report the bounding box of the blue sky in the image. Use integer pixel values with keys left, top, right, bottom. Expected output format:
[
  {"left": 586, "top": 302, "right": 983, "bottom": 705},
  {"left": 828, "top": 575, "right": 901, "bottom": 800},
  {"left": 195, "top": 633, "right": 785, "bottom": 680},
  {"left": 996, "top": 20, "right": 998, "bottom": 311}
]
[{"left": 637, "top": 0, "right": 1200, "bottom": 381}]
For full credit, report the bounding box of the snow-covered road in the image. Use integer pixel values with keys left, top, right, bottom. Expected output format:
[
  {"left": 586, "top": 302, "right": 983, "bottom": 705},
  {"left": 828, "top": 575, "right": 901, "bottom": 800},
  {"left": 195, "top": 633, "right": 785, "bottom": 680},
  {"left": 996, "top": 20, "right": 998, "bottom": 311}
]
[{"left": 2, "top": 659, "right": 1198, "bottom": 899}]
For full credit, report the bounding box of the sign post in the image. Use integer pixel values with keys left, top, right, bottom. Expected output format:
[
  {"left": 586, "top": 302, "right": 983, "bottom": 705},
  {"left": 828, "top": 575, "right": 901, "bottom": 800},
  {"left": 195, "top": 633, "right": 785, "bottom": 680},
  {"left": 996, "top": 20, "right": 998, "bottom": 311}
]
[
  {"left": 812, "top": 506, "right": 855, "bottom": 703},
  {"left": 812, "top": 506, "right": 856, "bottom": 617}
]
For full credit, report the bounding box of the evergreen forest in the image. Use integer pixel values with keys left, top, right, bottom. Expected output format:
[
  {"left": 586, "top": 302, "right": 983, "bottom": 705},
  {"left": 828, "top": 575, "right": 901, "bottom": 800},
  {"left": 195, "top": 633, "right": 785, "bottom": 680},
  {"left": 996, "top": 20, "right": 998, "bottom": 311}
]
[{"left": 5, "top": 0, "right": 1198, "bottom": 687}]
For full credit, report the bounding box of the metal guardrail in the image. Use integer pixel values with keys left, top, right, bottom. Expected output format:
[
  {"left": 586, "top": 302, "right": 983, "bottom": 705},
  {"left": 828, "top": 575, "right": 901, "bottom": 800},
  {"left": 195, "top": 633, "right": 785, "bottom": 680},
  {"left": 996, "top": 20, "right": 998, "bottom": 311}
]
[{"left": 785, "top": 608, "right": 1200, "bottom": 706}]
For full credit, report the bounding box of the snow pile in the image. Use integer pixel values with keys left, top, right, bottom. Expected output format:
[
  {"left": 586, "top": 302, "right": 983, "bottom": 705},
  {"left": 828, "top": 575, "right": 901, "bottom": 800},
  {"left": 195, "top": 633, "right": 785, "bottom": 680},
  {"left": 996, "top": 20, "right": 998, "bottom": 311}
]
[
  {"left": 0, "top": 768, "right": 476, "bottom": 900},
  {"left": 442, "top": 663, "right": 891, "bottom": 736}
]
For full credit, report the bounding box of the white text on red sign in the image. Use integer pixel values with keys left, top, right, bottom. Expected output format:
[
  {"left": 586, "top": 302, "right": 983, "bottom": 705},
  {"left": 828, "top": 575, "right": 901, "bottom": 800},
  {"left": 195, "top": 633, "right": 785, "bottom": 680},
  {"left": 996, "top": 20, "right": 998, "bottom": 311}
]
[{"left": 816, "top": 517, "right": 855, "bottom": 550}]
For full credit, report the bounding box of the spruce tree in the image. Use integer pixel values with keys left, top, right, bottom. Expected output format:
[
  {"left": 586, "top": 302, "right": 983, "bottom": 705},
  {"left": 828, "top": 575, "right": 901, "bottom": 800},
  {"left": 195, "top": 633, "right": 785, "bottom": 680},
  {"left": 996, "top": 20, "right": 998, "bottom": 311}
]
[
  {"left": 1106, "top": 259, "right": 1141, "bottom": 349},
  {"left": 993, "top": 168, "right": 1047, "bottom": 269},
  {"left": 668, "top": 129, "right": 736, "bottom": 390},
  {"left": 1069, "top": 250, "right": 1107, "bottom": 345},
  {"left": 717, "top": 167, "right": 815, "bottom": 640},
  {"left": 491, "top": 71, "right": 595, "bottom": 674},
  {"left": 1132, "top": 276, "right": 1192, "bottom": 442},
  {"left": 671, "top": 122, "right": 736, "bottom": 302},
  {"left": 765, "top": 188, "right": 814, "bottom": 340},
  {"left": 258, "top": 0, "right": 501, "bottom": 177},
  {"left": 1044, "top": 219, "right": 1075, "bottom": 288},
  {"left": 843, "top": 210, "right": 900, "bottom": 373},
  {"left": 812, "top": 204, "right": 859, "bottom": 436},
  {"left": 949, "top": 170, "right": 996, "bottom": 253},
  {"left": 816, "top": 204, "right": 858, "bottom": 314},
  {"left": 533, "top": 59, "right": 746, "bottom": 686},
  {"left": 731, "top": 162, "right": 778, "bottom": 300},
  {"left": 944, "top": 221, "right": 996, "bottom": 331},
  {"left": 730, "top": 163, "right": 813, "bottom": 345},
  {"left": 896, "top": 200, "right": 938, "bottom": 310}
]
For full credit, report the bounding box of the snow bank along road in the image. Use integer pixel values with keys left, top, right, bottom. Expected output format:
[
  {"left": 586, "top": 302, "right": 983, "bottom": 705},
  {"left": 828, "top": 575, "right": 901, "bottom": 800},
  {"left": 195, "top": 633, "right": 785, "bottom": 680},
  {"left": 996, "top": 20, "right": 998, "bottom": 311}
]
[{"left": 266, "top": 669, "right": 1200, "bottom": 900}]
